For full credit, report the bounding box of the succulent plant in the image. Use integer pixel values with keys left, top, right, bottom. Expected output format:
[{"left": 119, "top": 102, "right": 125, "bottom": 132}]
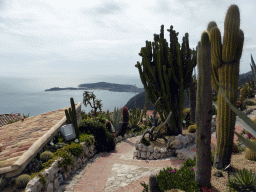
[
  {"left": 15, "top": 174, "right": 31, "bottom": 189},
  {"left": 40, "top": 151, "right": 54, "bottom": 163},
  {"left": 118, "top": 106, "right": 129, "bottom": 137},
  {"left": 245, "top": 138, "right": 256, "bottom": 161}
]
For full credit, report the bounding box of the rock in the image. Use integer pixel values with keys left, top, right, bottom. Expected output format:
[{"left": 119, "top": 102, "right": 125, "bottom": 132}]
[
  {"left": 46, "top": 182, "right": 53, "bottom": 192},
  {"left": 58, "top": 173, "right": 64, "bottom": 184}
]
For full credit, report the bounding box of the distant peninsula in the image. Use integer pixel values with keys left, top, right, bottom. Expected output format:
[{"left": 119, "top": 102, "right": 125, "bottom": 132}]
[{"left": 45, "top": 82, "right": 144, "bottom": 93}]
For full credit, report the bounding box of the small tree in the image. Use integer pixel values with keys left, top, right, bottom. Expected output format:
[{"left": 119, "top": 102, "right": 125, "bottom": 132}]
[{"left": 82, "top": 91, "right": 103, "bottom": 117}]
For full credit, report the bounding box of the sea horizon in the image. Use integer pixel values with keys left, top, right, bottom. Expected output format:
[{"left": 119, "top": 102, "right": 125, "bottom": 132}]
[{"left": 0, "top": 74, "right": 145, "bottom": 117}]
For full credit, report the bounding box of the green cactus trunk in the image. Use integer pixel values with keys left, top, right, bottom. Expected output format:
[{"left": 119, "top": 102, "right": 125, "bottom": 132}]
[
  {"left": 214, "top": 62, "right": 239, "bottom": 169},
  {"left": 64, "top": 97, "right": 79, "bottom": 138},
  {"left": 189, "top": 75, "right": 196, "bottom": 124},
  {"left": 195, "top": 31, "right": 212, "bottom": 188},
  {"left": 135, "top": 25, "right": 196, "bottom": 136},
  {"left": 207, "top": 4, "right": 244, "bottom": 170}
]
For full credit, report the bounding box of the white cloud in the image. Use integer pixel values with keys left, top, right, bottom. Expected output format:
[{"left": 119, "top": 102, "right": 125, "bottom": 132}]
[{"left": 0, "top": 0, "right": 255, "bottom": 79}]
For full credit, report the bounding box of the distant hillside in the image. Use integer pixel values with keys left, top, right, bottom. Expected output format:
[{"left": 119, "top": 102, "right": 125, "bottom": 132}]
[
  {"left": 124, "top": 89, "right": 190, "bottom": 111},
  {"left": 124, "top": 71, "right": 255, "bottom": 111}
]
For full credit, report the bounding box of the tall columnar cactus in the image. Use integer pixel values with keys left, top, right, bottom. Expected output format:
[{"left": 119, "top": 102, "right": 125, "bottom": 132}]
[
  {"left": 195, "top": 31, "right": 212, "bottom": 188},
  {"left": 119, "top": 106, "right": 130, "bottom": 137},
  {"left": 65, "top": 97, "right": 79, "bottom": 138},
  {"left": 135, "top": 25, "right": 197, "bottom": 136},
  {"left": 239, "top": 88, "right": 245, "bottom": 109},
  {"left": 188, "top": 49, "right": 197, "bottom": 124},
  {"left": 122, "top": 106, "right": 129, "bottom": 123},
  {"left": 207, "top": 4, "right": 244, "bottom": 170}
]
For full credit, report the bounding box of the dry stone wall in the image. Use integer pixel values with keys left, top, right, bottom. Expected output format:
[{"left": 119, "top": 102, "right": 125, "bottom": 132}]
[
  {"left": 25, "top": 137, "right": 96, "bottom": 192},
  {"left": 24, "top": 131, "right": 143, "bottom": 192},
  {"left": 133, "top": 133, "right": 197, "bottom": 160}
]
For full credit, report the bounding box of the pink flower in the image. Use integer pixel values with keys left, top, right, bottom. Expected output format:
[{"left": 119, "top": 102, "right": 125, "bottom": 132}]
[
  {"left": 248, "top": 133, "right": 253, "bottom": 139},
  {"left": 201, "top": 187, "right": 214, "bottom": 192}
]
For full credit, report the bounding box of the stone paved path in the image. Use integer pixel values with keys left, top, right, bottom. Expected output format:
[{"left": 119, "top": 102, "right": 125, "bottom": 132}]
[{"left": 59, "top": 110, "right": 256, "bottom": 192}]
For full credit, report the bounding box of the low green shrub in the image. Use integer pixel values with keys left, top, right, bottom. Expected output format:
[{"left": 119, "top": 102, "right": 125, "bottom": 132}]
[
  {"left": 15, "top": 174, "right": 31, "bottom": 189},
  {"left": 104, "top": 131, "right": 117, "bottom": 152},
  {"left": 78, "top": 119, "right": 113, "bottom": 153},
  {"left": 64, "top": 143, "right": 83, "bottom": 157},
  {"left": 40, "top": 151, "right": 54, "bottom": 163},
  {"left": 79, "top": 133, "right": 94, "bottom": 146},
  {"left": 140, "top": 154, "right": 216, "bottom": 192},
  {"left": 54, "top": 148, "right": 73, "bottom": 171}
]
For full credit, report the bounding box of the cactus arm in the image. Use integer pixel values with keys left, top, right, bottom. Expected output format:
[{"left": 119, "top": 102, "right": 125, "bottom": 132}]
[
  {"left": 207, "top": 4, "right": 244, "bottom": 170},
  {"left": 222, "top": 5, "right": 241, "bottom": 62},
  {"left": 65, "top": 109, "right": 72, "bottom": 124},
  {"left": 70, "top": 98, "right": 79, "bottom": 136}
]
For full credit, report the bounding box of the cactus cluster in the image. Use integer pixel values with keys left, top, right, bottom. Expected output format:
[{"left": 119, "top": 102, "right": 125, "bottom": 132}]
[
  {"left": 105, "top": 120, "right": 112, "bottom": 133},
  {"left": 65, "top": 97, "right": 79, "bottom": 138},
  {"left": 112, "top": 107, "right": 122, "bottom": 132},
  {"left": 136, "top": 25, "right": 197, "bottom": 136},
  {"left": 206, "top": 4, "right": 244, "bottom": 170}
]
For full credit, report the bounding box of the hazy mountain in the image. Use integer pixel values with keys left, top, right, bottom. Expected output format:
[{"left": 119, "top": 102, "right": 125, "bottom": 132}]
[{"left": 124, "top": 70, "right": 255, "bottom": 111}]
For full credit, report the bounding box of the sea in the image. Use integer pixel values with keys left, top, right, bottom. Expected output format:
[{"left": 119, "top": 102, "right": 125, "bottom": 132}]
[{"left": 0, "top": 74, "right": 145, "bottom": 118}]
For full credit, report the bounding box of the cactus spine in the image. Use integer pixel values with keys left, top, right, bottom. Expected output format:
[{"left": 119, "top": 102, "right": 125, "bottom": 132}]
[
  {"left": 195, "top": 31, "right": 212, "bottom": 188},
  {"left": 65, "top": 97, "right": 79, "bottom": 138},
  {"left": 207, "top": 4, "right": 244, "bottom": 170}
]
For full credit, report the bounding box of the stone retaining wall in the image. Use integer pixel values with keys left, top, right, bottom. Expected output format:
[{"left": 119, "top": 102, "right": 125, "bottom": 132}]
[
  {"left": 24, "top": 131, "right": 144, "bottom": 191},
  {"left": 25, "top": 136, "right": 96, "bottom": 192},
  {"left": 133, "top": 133, "right": 197, "bottom": 160}
]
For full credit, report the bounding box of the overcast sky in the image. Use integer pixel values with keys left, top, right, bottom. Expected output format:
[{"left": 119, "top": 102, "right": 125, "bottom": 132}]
[{"left": 0, "top": 0, "right": 255, "bottom": 80}]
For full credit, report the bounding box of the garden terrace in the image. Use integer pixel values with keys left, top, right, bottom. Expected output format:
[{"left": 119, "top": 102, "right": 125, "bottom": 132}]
[{"left": 0, "top": 103, "right": 82, "bottom": 179}]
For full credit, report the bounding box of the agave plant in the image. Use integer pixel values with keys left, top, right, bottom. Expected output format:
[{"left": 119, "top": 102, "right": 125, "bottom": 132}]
[
  {"left": 250, "top": 54, "right": 256, "bottom": 87},
  {"left": 227, "top": 168, "right": 256, "bottom": 191}
]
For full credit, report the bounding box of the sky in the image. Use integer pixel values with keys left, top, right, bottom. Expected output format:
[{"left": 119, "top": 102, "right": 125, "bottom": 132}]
[{"left": 0, "top": 0, "right": 255, "bottom": 81}]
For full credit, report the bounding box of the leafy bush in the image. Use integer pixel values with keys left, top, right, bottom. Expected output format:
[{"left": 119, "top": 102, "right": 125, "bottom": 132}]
[
  {"left": 153, "top": 164, "right": 200, "bottom": 191},
  {"left": 78, "top": 119, "right": 113, "bottom": 153},
  {"left": 40, "top": 151, "right": 53, "bottom": 163},
  {"left": 64, "top": 143, "right": 83, "bottom": 157},
  {"left": 79, "top": 134, "right": 94, "bottom": 146},
  {"left": 15, "top": 174, "right": 31, "bottom": 189},
  {"left": 54, "top": 148, "right": 73, "bottom": 171},
  {"left": 104, "top": 131, "right": 117, "bottom": 152},
  {"left": 140, "top": 154, "right": 216, "bottom": 192}
]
